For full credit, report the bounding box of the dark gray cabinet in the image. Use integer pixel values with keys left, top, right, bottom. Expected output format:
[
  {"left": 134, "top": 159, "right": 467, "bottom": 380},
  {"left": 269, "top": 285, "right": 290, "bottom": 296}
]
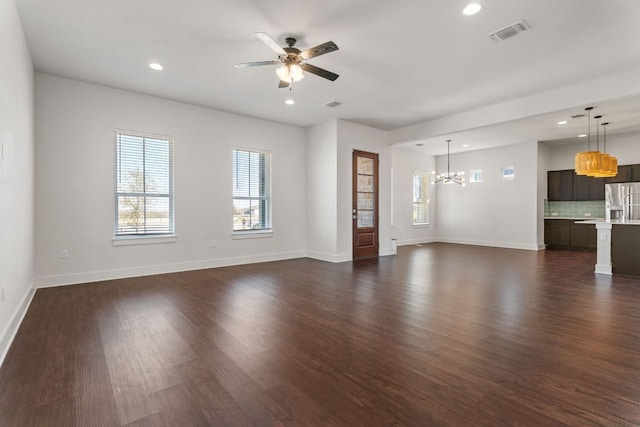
[
  {"left": 605, "top": 164, "right": 640, "bottom": 184},
  {"left": 573, "top": 173, "right": 605, "bottom": 201},
  {"left": 612, "top": 224, "right": 640, "bottom": 275},
  {"left": 548, "top": 170, "right": 573, "bottom": 201},
  {"left": 545, "top": 219, "right": 596, "bottom": 251},
  {"left": 548, "top": 169, "right": 605, "bottom": 201}
]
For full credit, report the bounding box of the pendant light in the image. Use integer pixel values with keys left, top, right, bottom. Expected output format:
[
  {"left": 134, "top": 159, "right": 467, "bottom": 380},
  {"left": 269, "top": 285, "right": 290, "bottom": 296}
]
[
  {"left": 432, "top": 140, "right": 465, "bottom": 186},
  {"left": 588, "top": 121, "right": 618, "bottom": 177},
  {"left": 575, "top": 107, "right": 601, "bottom": 175}
]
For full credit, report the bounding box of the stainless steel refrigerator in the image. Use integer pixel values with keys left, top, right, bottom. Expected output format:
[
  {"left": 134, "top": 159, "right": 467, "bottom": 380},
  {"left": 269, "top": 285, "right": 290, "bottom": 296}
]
[{"left": 605, "top": 182, "right": 640, "bottom": 221}]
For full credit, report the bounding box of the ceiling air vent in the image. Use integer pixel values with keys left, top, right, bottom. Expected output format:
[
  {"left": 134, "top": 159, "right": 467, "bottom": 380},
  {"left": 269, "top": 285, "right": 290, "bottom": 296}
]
[
  {"left": 571, "top": 114, "right": 585, "bottom": 119},
  {"left": 488, "top": 20, "right": 530, "bottom": 42},
  {"left": 324, "top": 100, "right": 342, "bottom": 108}
]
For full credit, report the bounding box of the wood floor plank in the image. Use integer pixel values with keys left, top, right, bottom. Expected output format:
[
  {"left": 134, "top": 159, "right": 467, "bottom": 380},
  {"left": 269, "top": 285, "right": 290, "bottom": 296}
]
[{"left": 2, "top": 243, "right": 640, "bottom": 426}]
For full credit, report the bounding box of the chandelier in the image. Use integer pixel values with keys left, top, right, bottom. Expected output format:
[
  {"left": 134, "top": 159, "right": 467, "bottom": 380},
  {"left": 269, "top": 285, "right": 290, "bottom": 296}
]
[
  {"left": 433, "top": 140, "right": 465, "bottom": 186},
  {"left": 574, "top": 107, "right": 618, "bottom": 177}
]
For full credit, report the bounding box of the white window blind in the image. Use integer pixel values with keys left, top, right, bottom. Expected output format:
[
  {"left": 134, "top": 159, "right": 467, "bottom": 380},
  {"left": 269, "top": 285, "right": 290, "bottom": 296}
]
[
  {"left": 233, "top": 149, "right": 272, "bottom": 231},
  {"left": 115, "top": 131, "right": 174, "bottom": 236},
  {"left": 412, "top": 171, "right": 429, "bottom": 225}
]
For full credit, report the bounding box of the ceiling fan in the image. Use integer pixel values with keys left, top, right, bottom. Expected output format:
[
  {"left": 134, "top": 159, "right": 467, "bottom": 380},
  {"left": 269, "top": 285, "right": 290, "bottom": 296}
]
[{"left": 235, "top": 32, "right": 339, "bottom": 88}]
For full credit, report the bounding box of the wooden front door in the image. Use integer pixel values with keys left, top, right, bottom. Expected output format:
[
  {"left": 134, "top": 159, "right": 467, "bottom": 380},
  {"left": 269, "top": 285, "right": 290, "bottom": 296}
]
[{"left": 352, "top": 150, "right": 379, "bottom": 259}]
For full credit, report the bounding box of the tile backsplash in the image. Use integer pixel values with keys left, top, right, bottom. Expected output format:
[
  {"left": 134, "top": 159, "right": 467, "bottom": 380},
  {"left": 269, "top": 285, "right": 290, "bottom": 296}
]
[{"left": 544, "top": 200, "right": 605, "bottom": 218}]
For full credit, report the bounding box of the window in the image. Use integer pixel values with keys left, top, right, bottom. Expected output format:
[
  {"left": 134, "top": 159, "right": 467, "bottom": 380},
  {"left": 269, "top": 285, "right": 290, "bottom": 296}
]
[
  {"left": 412, "top": 171, "right": 429, "bottom": 225},
  {"left": 233, "top": 149, "right": 272, "bottom": 232},
  {"left": 502, "top": 166, "right": 515, "bottom": 180},
  {"left": 115, "top": 131, "right": 174, "bottom": 237},
  {"left": 469, "top": 169, "right": 483, "bottom": 183}
]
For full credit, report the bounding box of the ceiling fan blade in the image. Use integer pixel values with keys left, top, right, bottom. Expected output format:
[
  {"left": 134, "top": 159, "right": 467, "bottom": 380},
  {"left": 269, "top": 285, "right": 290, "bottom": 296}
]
[
  {"left": 300, "top": 41, "right": 339, "bottom": 60},
  {"left": 278, "top": 80, "right": 290, "bottom": 88},
  {"left": 235, "top": 60, "right": 280, "bottom": 68},
  {"left": 255, "top": 32, "right": 286, "bottom": 55},
  {"left": 301, "top": 63, "right": 339, "bottom": 81}
]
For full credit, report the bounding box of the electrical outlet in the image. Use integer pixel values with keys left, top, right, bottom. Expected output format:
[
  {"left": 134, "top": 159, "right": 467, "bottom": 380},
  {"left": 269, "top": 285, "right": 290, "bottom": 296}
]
[
  {"left": 1, "top": 287, "right": 5, "bottom": 303},
  {"left": 60, "top": 249, "right": 68, "bottom": 258},
  {"left": 211, "top": 240, "right": 217, "bottom": 248}
]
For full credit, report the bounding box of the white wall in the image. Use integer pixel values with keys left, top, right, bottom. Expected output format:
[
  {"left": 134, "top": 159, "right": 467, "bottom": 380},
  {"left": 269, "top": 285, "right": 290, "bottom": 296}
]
[
  {"left": 436, "top": 141, "right": 539, "bottom": 250},
  {"left": 306, "top": 121, "right": 338, "bottom": 260},
  {"left": 391, "top": 146, "right": 437, "bottom": 246},
  {"left": 35, "top": 73, "right": 307, "bottom": 287},
  {"left": 547, "top": 130, "right": 640, "bottom": 171},
  {"left": 336, "top": 120, "right": 393, "bottom": 259},
  {"left": 537, "top": 143, "right": 551, "bottom": 247},
  {"left": 0, "top": 0, "right": 35, "bottom": 364}
]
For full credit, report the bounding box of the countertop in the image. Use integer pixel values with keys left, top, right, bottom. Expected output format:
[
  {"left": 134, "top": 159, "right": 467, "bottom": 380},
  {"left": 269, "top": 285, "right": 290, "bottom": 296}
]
[
  {"left": 544, "top": 217, "right": 604, "bottom": 220},
  {"left": 574, "top": 219, "right": 640, "bottom": 226}
]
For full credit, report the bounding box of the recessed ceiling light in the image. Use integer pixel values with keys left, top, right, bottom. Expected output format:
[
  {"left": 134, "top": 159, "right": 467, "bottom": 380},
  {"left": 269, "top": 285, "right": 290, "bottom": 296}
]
[
  {"left": 462, "top": 144, "right": 470, "bottom": 147},
  {"left": 149, "top": 63, "right": 163, "bottom": 71},
  {"left": 285, "top": 99, "right": 295, "bottom": 105},
  {"left": 463, "top": 2, "right": 482, "bottom": 15},
  {"left": 578, "top": 134, "right": 587, "bottom": 138},
  {"left": 557, "top": 120, "right": 568, "bottom": 125}
]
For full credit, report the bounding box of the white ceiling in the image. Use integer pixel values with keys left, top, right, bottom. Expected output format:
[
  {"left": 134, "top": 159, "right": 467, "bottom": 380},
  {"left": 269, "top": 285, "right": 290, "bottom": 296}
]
[{"left": 14, "top": 0, "right": 640, "bottom": 153}]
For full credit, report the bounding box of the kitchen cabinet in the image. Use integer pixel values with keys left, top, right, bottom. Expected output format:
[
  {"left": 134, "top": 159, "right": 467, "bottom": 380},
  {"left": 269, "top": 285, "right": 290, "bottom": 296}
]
[
  {"left": 548, "top": 170, "right": 573, "bottom": 201},
  {"left": 590, "top": 176, "right": 605, "bottom": 200},
  {"left": 605, "top": 164, "right": 640, "bottom": 184},
  {"left": 548, "top": 169, "right": 604, "bottom": 201},
  {"left": 612, "top": 224, "right": 640, "bottom": 275},
  {"left": 545, "top": 219, "right": 596, "bottom": 251},
  {"left": 544, "top": 219, "right": 571, "bottom": 248},
  {"left": 573, "top": 173, "right": 605, "bottom": 201},
  {"left": 605, "top": 165, "right": 632, "bottom": 183}
]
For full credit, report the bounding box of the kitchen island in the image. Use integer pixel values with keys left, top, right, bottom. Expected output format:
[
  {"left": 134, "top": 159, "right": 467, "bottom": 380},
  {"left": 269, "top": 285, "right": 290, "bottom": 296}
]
[{"left": 580, "top": 220, "right": 640, "bottom": 276}]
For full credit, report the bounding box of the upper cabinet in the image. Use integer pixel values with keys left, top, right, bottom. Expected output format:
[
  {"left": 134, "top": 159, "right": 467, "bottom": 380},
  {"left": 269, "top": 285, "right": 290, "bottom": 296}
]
[
  {"left": 573, "top": 173, "right": 605, "bottom": 201},
  {"left": 605, "top": 164, "right": 640, "bottom": 184},
  {"left": 548, "top": 170, "right": 574, "bottom": 201},
  {"left": 548, "top": 169, "right": 605, "bottom": 201}
]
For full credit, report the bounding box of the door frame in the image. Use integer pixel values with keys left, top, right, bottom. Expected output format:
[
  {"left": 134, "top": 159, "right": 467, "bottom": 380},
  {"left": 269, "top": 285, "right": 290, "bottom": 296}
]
[{"left": 352, "top": 149, "right": 379, "bottom": 260}]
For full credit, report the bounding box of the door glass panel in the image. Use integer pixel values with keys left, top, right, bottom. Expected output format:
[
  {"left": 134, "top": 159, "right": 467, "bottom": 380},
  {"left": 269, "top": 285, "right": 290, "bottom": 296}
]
[
  {"left": 357, "top": 175, "right": 374, "bottom": 192},
  {"left": 357, "top": 157, "right": 374, "bottom": 174},
  {"left": 357, "top": 193, "right": 373, "bottom": 210},
  {"left": 356, "top": 154, "right": 375, "bottom": 229},
  {"left": 358, "top": 211, "right": 374, "bottom": 227}
]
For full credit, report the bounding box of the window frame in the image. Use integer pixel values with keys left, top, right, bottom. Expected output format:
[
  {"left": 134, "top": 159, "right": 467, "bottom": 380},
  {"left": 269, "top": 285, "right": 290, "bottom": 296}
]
[
  {"left": 469, "top": 169, "right": 483, "bottom": 183},
  {"left": 412, "top": 170, "right": 430, "bottom": 226},
  {"left": 113, "top": 129, "right": 175, "bottom": 241},
  {"left": 232, "top": 148, "right": 273, "bottom": 235}
]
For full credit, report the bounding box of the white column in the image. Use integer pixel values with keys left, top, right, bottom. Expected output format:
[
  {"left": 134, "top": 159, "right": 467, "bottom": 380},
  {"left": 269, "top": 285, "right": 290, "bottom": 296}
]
[{"left": 595, "top": 222, "right": 612, "bottom": 275}]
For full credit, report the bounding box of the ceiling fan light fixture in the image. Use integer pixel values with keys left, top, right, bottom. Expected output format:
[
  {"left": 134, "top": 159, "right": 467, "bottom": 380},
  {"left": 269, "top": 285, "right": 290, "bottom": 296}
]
[{"left": 276, "top": 63, "right": 305, "bottom": 83}]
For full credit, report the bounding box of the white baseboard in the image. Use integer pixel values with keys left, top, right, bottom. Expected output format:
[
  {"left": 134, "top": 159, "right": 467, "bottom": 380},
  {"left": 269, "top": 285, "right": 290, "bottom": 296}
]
[
  {"left": 35, "top": 250, "right": 307, "bottom": 288},
  {"left": 396, "top": 238, "right": 437, "bottom": 247},
  {"left": 306, "top": 251, "right": 351, "bottom": 263},
  {"left": 0, "top": 283, "right": 36, "bottom": 368},
  {"left": 595, "top": 264, "right": 612, "bottom": 275},
  {"left": 379, "top": 247, "right": 395, "bottom": 256},
  {"left": 436, "top": 237, "right": 540, "bottom": 251}
]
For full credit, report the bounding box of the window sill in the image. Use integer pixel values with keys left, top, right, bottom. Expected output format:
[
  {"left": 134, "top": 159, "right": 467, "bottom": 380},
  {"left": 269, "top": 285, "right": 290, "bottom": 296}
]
[
  {"left": 232, "top": 230, "right": 273, "bottom": 240},
  {"left": 413, "top": 223, "right": 430, "bottom": 228},
  {"left": 112, "top": 235, "right": 177, "bottom": 246}
]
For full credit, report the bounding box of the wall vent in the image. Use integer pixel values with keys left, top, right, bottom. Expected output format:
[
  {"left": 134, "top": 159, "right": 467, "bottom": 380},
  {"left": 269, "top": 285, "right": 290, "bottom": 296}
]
[
  {"left": 324, "top": 100, "right": 342, "bottom": 108},
  {"left": 488, "top": 20, "right": 530, "bottom": 42}
]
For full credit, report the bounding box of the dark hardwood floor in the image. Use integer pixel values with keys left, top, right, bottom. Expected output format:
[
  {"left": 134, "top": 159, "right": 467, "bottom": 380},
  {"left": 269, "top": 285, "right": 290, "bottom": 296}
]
[{"left": 1, "top": 243, "right": 640, "bottom": 426}]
